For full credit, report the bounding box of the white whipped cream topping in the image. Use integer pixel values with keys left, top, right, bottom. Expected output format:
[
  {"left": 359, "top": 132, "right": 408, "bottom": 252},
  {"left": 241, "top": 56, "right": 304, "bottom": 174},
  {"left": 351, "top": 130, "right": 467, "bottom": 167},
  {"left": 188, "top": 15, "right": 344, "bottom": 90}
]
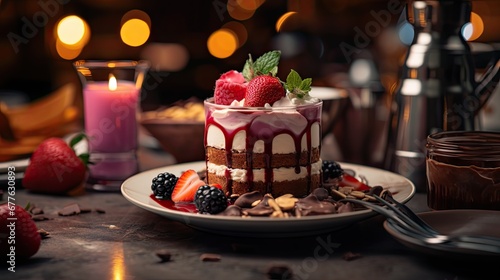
[
  {"left": 207, "top": 160, "right": 322, "bottom": 182},
  {"left": 229, "top": 94, "right": 319, "bottom": 108},
  {"left": 273, "top": 94, "right": 319, "bottom": 107}
]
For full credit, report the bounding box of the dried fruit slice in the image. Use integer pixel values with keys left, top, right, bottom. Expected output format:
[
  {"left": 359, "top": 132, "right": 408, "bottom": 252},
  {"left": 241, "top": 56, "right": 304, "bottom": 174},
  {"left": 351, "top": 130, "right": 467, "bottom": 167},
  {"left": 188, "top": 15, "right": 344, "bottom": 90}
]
[{"left": 339, "top": 173, "right": 371, "bottom": 192}]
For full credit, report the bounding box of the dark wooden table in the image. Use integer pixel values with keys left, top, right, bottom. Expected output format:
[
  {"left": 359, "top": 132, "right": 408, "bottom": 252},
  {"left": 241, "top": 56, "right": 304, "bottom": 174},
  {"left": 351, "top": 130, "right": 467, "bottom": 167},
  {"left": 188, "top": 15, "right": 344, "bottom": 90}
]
[{"left": 1, "top": 147, "right": 497, "bottom": 280}]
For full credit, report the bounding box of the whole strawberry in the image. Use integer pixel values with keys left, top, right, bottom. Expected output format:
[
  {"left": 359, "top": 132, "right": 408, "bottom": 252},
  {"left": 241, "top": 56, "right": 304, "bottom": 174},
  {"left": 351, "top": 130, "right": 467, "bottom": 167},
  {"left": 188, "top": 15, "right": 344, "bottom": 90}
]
[
  {"left": 214, "top": 70, "right": 247, "bottom": 105},
  {"left": 22, "top": 135, "right": 88, "bottom": 194},
  {"left": 244, "top": 75, "right": 285, "bottom": 107},
  {"left": 0, "top": 204, "right": 41, "bottom": 260}
]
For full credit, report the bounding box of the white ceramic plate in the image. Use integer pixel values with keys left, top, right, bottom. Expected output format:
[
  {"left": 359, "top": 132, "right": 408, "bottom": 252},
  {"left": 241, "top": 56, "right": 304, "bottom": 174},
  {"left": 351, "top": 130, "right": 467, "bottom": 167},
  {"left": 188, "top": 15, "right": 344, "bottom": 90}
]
[
  {"left": 384, "top": 210, "right": 500, "bottom": 260},
  {"left": 121, "top": 161, "right": 415, "bottom": 237}
]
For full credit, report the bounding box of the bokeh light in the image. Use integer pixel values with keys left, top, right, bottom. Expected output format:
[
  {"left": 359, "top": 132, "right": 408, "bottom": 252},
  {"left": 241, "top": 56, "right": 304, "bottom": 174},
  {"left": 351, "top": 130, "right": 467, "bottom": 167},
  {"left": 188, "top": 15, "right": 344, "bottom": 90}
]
[
  {"left": 349, "top": 59, "right": 377, "bottom": 86},
  {"left": 55, "top": 38, "right": 82, "bottom": 60},
  {"left": 55, "top": 15, "right": 89, "bottom": 60},
  {"left": 462, "top": 23, "right": 473, "bottom": 41},
  {"left": 237, "top": 0, "right": 265, "bottom": 11},
  {"left": 141, "top": 43, "right": 190, "bottom": 71},
  {"left": 272, "top": 33, "right": 304, "bottom": 58},
  {"left": 228, "top": 0, "right": 255, "bottom": 20},
  {"left": 207, "top": 29, "right": 238, "bottom": 59},
  {"left": 57, "top": 15, "right": 87, "bottom": 45},
  {"left": 467, "top": 12, "right": 484, "bottom": 41},
  {"left": 222, "top": 21, "right": 248, "bottom": 47},
  {"left": 398, "top": 21, "right": 414, "bottom": 46},
  {"left": 121, "top": 9, "right": 151, "bottom": 28},
  {"left": 120, "top": 18, "right": 150, "bottom": 47},
  {"left": 276, "top": 11, "right": 297, "bottom": 32}
]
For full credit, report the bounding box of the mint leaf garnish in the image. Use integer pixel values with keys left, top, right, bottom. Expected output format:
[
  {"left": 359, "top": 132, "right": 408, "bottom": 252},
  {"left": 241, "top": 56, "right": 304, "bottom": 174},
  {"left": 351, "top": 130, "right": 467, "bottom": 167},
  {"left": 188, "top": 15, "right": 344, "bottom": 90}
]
[
  {"left": 254, "top": 50, "right": 280, "bottom": 76},
  {"left": 242, "top": 50, "right": 281, "bottom": 81},
  {"left": 242, "top": 54, "right": 254, "bottom": 81},
  {"left": 300, "top": 78, "right": 312, "bottom": 92},
  {"left": 285, "top": 69, "right": 312, "bottom": 99}
]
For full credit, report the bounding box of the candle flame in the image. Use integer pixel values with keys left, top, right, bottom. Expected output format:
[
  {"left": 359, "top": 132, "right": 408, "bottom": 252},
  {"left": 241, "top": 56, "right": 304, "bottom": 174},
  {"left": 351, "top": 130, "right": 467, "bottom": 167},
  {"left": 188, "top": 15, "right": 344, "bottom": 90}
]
[{"left": 108, "top": 74, "right": 117, "bottom": 91}]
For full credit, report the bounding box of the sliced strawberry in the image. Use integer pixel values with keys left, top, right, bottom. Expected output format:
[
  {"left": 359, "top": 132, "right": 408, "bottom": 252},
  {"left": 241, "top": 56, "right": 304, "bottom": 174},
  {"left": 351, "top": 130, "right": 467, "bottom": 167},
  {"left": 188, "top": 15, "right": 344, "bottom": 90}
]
[
  {"left": 210, "top": 183, "right": 223, "bottom": 190},
  {"left": 339, "top": 173, "right": 371, "bottom": 192},
  {"left": 214, "top": 70, "right": 247, "bottom": 105},
  {"left": 171, "top": 169, "right": 206, "bottom": 202}
]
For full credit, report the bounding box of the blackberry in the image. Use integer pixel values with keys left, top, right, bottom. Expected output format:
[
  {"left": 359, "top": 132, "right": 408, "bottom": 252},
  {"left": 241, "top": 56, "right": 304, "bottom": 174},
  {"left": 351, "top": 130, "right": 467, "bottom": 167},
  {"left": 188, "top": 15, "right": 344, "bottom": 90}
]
[
  {"left": 322, "top": 160, "right": 344, "bottom": 182},
  {"left": 194, "top": 185, "right": 228, "bottom": 214},
  {"left": 151, "top": 172, "right": 178, "bottom": 199}
]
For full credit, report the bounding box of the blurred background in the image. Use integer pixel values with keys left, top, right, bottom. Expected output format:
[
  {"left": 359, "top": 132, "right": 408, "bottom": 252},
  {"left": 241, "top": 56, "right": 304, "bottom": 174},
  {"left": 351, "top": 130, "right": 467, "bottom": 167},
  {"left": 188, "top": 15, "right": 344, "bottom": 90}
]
[{"left": 1, "top": 0, "right": 499, "bottom": 165}]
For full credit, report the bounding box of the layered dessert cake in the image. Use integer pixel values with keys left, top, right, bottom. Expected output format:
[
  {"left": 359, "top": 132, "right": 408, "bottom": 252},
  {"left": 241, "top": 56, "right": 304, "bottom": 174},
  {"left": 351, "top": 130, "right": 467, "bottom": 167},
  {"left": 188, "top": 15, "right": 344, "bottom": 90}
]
[{"left": 204, "top": 50, "right": 322, "bottom": 197}]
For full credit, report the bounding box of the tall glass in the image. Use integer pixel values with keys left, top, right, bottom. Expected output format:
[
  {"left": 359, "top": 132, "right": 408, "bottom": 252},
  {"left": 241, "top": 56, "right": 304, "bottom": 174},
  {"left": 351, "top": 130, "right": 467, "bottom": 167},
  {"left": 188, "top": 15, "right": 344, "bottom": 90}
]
[{"left": 73, "top": 60, "right": 149, "bottom": 191}]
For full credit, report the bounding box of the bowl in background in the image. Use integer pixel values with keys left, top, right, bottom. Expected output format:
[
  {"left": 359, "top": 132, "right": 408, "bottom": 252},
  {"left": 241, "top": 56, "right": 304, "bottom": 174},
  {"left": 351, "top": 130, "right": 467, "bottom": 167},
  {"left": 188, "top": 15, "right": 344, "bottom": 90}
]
[{"left": 140, "top": 100, "right": 205, "bottom": 163}]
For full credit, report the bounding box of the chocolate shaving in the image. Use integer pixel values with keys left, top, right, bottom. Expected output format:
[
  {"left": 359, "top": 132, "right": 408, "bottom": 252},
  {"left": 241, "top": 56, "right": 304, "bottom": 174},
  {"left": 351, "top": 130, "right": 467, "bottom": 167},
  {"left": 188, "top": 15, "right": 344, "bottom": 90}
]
[
  {"left": 295, "top": 195, "right": 337, "bottom": 216},
  {"left": 200, "top": 253, "right": 221, "bottom": 262},
  {"left": 343, "top": 251, "right": 362, "bottom": 261},
  {"left": 234, "top": 191, "right": 263, "bottom": 208},
  {"left": 155, "top": 250, "right": 172, "bottom": 262},
  {"left": 79, "top": 207, "right": 92, "bottom": 213},
  {"left": 32, "top": 214, "right": 50, "bottom": 221},
  {"left": 337, "top": 202, "right": 354, "bottom": 213},
  {"left": 312, "top": 187, "right": 329, "bottom": 201},
  {"left": 266, "top": 264, "right": 293, "bottom": 279},
  {"left": 30, "top": 207, "right": 44, "bottom": 215},
  {"left": 38, "top": 229, "right": 50, "bottom": 239},
  {"left": 242, "top": 195, "right": 274, "bottom": 216},
  {"left": 58, "top": 203, "right": 81, "bottom": 216},
  {"left": 219, "top": 205, "right": 242, "bottom": 216}
]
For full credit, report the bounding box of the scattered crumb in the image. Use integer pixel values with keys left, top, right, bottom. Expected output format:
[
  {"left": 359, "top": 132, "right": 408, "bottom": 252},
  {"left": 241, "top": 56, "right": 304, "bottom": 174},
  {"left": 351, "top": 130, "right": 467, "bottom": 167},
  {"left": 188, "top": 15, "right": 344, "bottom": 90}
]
[
  {"left": 79, "top": 207, "right": 92, "bottom": 213},
  {"left": 31, "top": 207, "right": 44, "bottom": 215},
  {"left": 58, "top": 203, "right": 81, "bottom": 216},
  {"left": 155, "top": 250, "right": 172, "bottom": 262},
  {"left": 32, "top": 214, "right": 51, "bottom": 221},
  {"left": 266, "top": 264, "right": 293, "bottom": 280},
  {"left": 38, "top": 228, "right": 50, "bottom": 239},
  {"left": 200, "top": 253, "right": 221, "bottom": 262},
  {"left": 343, "top": 251, "right": 362, "bottom": 261}
]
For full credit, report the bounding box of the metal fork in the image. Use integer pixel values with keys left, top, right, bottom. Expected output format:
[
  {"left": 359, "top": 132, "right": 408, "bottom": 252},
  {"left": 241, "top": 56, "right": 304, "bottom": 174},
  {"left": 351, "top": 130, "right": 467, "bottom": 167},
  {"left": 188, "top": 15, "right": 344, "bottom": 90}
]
[{"left": 340, "top": 195, "right": 500, "bottom": 254}]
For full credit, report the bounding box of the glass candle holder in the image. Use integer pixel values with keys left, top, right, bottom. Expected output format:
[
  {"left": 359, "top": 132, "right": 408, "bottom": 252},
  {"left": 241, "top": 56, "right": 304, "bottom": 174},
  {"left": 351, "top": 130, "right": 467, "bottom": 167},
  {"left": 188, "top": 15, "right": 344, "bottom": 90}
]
[
  {"left": 74, "top": 60, "right": 149, "bottom": 191},
  {"left": 426, "top": 131, "right": 500, "bottom": 210}
]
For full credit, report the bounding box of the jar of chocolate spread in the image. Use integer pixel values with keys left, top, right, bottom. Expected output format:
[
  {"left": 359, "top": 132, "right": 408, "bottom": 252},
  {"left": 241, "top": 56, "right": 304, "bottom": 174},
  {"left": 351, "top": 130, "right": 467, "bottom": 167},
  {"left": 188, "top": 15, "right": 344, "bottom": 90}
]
[{"left": 426, "top": 131, "right": 500, "bottom": 210}]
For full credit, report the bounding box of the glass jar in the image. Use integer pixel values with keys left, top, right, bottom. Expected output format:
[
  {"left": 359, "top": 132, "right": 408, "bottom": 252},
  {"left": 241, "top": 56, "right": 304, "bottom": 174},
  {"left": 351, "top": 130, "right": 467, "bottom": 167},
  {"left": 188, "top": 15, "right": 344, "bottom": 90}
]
[{"left": 426, "top": 131, "right": 500, "bottom": 210}]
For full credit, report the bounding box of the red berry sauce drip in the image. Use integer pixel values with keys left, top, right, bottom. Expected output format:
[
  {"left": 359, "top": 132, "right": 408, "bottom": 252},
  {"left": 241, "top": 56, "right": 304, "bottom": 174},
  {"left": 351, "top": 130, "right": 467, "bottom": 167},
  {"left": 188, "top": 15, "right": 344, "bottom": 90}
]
[
  {"left": 205, "top": 102, "right": 321, "bottom": 195},
  {"left": 150, "top": 194, "right": 198, "bottom": 213}
]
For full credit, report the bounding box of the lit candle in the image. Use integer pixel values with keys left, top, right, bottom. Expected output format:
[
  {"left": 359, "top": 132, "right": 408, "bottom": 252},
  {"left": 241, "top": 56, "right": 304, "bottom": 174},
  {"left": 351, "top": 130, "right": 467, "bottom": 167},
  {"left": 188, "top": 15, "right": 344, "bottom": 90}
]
[{"left": 83, "top": 74, "right": 139, "bottom": 153}]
